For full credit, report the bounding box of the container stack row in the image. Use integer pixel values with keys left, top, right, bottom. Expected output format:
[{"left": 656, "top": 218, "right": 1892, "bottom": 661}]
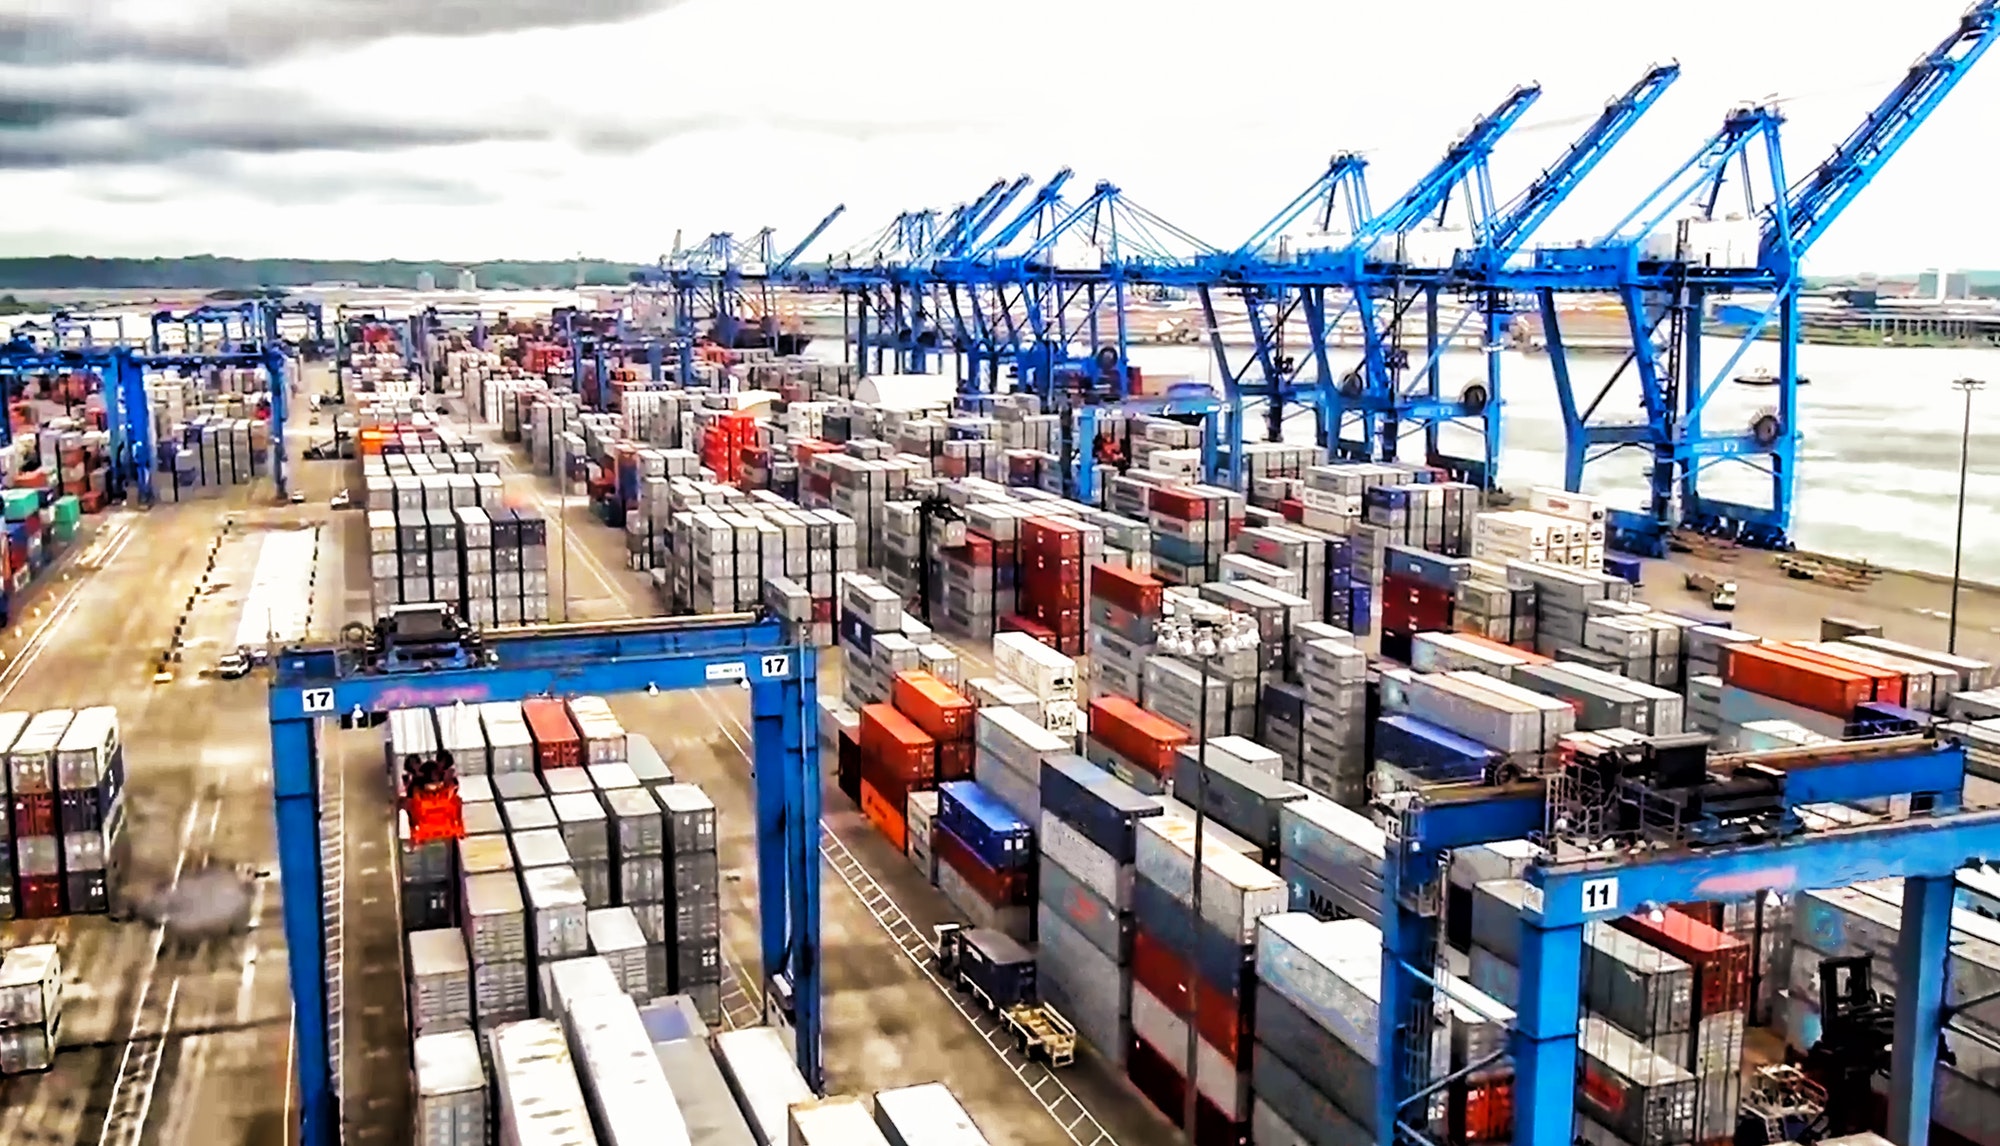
[
  {"left": 0, "top": 707, "right": 126, "bottom": 919},
  {"left": 365, "top": 505, "right": 550, "bottom": 625},
  {"left": 0, "top": 944, "right": 60, "bottom": 1075},
  {"left": 359, "top": 442, "right": 503, "bottom": 514},
  {"left": 155, "top": 415, "right": 270, "bottom": 500}
]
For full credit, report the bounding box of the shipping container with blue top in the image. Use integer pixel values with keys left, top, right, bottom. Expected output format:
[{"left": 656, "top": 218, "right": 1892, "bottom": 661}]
[
  {"left": 937, "top": 781, "right": 1032, "bottom": 872},
  {"left": 1374, "top": 714, "right": 1496, "bottom": 782},
  {"left": 1036, "top": 756, "right": 1159, "bottom": 864}
]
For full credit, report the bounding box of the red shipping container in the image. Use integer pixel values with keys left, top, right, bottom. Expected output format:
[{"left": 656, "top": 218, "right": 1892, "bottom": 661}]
[
  {"left": 1279, "top": 498, "right": 1306, "bottom": 523},
  {"left": 998, "top": 614, "right": 1058, "bottom": 648},
  {"left": 1723, "top": 644, "right": 1871, "bottom": 717},
  {"left": 1090, "top": 697, "right": 1189, "bottom": 776},
  {"left": 11, "top": 793, "right": 52, "bottom": 837},
  {"left": 859, "top": 704, "right": 935, "bottom": 776},
  {"left": 859, "top": 779, "right": 907, "bottom": 853},
  {"left": 1772, "top": 642, "right": 1905, "bottom": 707},
  {"left": 891, "top": 671, "right": 974, "bottom": 742},
  {"left": 1613, "top": 909, "right": 1749, "bottom": 1018},
  {"left": 1149, "top": 486, "right": 1208, "bottom": 521},
  {"left": 1124, "top": 1031, "right": 1251, "bottom": 1146},
  {"left": 936, "top": 741, "right": 974, "bottom": 782},
  {"left": 1090, "top": 563, "right": 1165, "bottom": 616},
  {"left": 933, "top": 820, "right": 1030, "bottom": 907},
  {"left": 523, "top": 698, "right": 582, "bottom": 768},
  {"left": 1130, "top": 928, "right": 1251, "bottom": 1065},
  {"left": 1022, "top": 517, "right": 1084, "bottom": 559},
  {"left": 19, "top": 875, "right": 60, "bottom": 920}
]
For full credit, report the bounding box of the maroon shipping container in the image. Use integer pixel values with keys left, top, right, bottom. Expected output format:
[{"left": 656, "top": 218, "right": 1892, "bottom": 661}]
[
  {"left": 522, "top": 698, "right": 582, "bottom": 769},
  {"left": 1090, "top": 563, "right": 1165, "bottom": 616},
  {"left": 1382, "top": 572, "right": 1452, "bottom": 633},
  {"left": 936, "top": 741, "right": 974, "bottom": 782},
  {"left": 1131, "top": 927, "right": 1251, "bottom": 1065},
  {"left": 1126, "top": 1030, "right": 1251, "bottom": 1146},
  {"left": 1149, "top": 486, "right": 1209, "bottom": 521},
  {"left": 19, "top": 875, "right": 60, "bottom": 920},
  {"left": 11, "top": 793, "right": 52, "bottom": 838},
  {"left": 934, "top": 821, "right": 1030, "bottom": 907}
]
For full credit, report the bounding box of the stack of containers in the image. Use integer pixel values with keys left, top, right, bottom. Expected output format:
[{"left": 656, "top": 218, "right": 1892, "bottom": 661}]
[
  {"left": 972, "top": 705, "right": 1066, "bottom": 830},
  {"left": 1088, "top": 564, "right": 1165, "bottom": 704},
  {"left": 1148, "top": 484, "right": 1243, "bottom": 585},
  {"left": 10, "top": 709, "right": 89, "bottom": 918},
  {"left": 1453, "top": 571, "right": 1539, "bottom": 648},
  {"left": 1277, "top": 795, "right": 1385, "bottom": 925},
  {"left": 0, "top": 943, "right": 59, "bottom": 1074},
  {"left": 935, "top": 779, "right": 1034, "bottom": 942},
  {"left": 1380, "top": 545, "right": 1470, "bottom": 665},
  {"left": 1607, "top": 909, "right": 1749, "bottom": 1145},
  {"left": 905, "top": 790, "right": 939, "bottom": 882},
  {"left": 991, "top": 632, "right": 1081, "bottom": 738},
  {"left": 1035, "top": 757, "right": 1162, "bottom": 1066},
  {"left": 602, "top": 773, "right": 667, "bottom": 995},
  {"left": 407, "top": 929, "right": 474, "bottom": 1038},
  {"left": 659, "top": 783, "right": 722, "bottom": 1021},
  {"left": 1012, "top": 517, "right": 1095, "bottom": 656},
  {"left": 839, "top": 575, "right": 908, "bottom": 707},
  {"left": 461, "top": 863, "right": 531, "bottom": 1032},
  {"left": 1129, "top": 813, "right": 1289, "bottom": 1142},
  {"left": 858, "top": 703, "right": 936, "bottom": 855},
  {"left": 1253, "top": 913, "right": 1515, "bottom": 1146},
  {"left": 892, "top": 669, "right": 976, "bottom": 786},
  {"left": 1524, "top": 488, "right": 1608, "bottom": 569},
  {"left": 365, "top": 504, "right": 550, "bottom": 624},
  {"left": 1296, "top": 636, "right": 1369, "bottom": 806}
]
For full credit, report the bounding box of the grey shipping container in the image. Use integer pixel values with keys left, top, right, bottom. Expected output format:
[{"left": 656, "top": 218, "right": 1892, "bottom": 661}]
[
  {"left": 713, "top": 1027, "right": 815, "bottom": 1146},
  {"left": 1254, "top": 983, "right": 1377, "bottom": 1132},
  {"left": 1250, "top": 1041, "right": 1375, "bottom": 1146},
  {"left": 1038, "top": 854, "right": 1130, "bottom": 962},
  {"left": 412, "top": 1030, "right": 487, "bottom": 1146},
  {"left": 649, "top": 1029, "right": 758, "bottom": 1146}
]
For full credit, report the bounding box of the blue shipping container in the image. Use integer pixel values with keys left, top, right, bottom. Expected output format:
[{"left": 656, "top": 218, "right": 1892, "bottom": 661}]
[
  {"left": 1383, "top": 545, "right": 1469, "bottom": 589},
  {"left": 937, "top": 781, "right": 1033, "bottom": 872},
  {"left": 837, "top": 610, "right": 876, "bottom": 658},
  {"left": 1037, "top": 756, "right": 1159, "bottom": 863},
  {"left": 1261, "top": 682, "right": 1307, "bottom": 726},
  {"left": 1604, "top": 554, "right": 1644, "bottom": 585},
  {"left": 1375, "top": 714, "right": 1496, "bottom": 781}
]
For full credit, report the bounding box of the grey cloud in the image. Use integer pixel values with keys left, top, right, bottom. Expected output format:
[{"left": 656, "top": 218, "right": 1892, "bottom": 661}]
[{"left": 0, "top": 0, "right": 681, "bottom": 68}]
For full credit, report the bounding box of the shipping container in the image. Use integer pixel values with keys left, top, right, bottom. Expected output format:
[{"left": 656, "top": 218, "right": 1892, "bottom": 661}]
[
  {"left": 523, "top": 865, "right": 589, "bottom": 960},
  {"left": 624, "top": 731, "right": 673, "bottom": 785},
  {"left": 873, "top": 1082, "right": 992, "bottom": 1146},
  {"left": 412, "top": 1030, "right": 487, "bottom": 1146},
  {"left": 53, "top": 705, "right": 119, "bottom": 795},
  {"left": 489, "top": 1019, "right": 594, "bottom": 1146},
  {"left": 648, "top": 1022, "right": 759, "bottom": 1146},
  {"left": 1577, "top": 1015, "right": 1696, "bottom": 1146},
  {"left": 1088, "top": 696, "right": 1189, "bottom": 777},
  {"left": 955, "top": 927, "right": 1037, "bottom": 1008},
  {"left": 564, "top": 696, "right": 629, "bottom": 765},
  {"left": 1170, "top": 746, "right": 1305, "bottom": 855},
  {"left": 937, "top": 781, "right": 1032, "bottom": 872},
  {"left": 432, "top": 703, "right": 487, "bottom": 774},
  {"left": 1722, "top": 644, "right": 1872, "bottom": 718},
  {"left": 564, "top": 992, "right": 692, "bottom": 1146},
  {"left": 1039, "top": 755, "right": 1160, "bottom": 863},
  {"left": 407, "top": 928, "right": 471, "bottom": 1037},
  {"left": 1135, "top": 816, "right": 1287, "bottom": 945},
  {"left": 933, "top": 820, "right": 1030, "bottom": 909},
  {"left": 8, "top": 709, "right": 71, "bottom": 795},
  {"left": 787, "top": 1095, "right": 891, "bottom": 1146},
  {"left": 523, "top": 698, "right": 583, "bottom": 769},
  {"left": 713, "top": 1027, "right": 815, "bottom": 1146},
  {"left": 479, "top": 701, "right": 536, "bottom": 774},
  {"left": 1612, "top": 909, "right": 1748, "bottom": 1019},
  {"left": 1771, "top": 643, "right": 1906, "bottom": 707},
  {"left": 891, "top": 671, "right": 974, "bottom": 742}
]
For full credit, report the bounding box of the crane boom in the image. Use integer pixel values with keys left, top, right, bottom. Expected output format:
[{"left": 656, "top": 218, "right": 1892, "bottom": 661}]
[
  {"left": 1361, "top": 84, "right": 1543, "bottom": 242},
  {"left": 1774, "top": 0, "right": 2000, "bottom": 261},
  {"left": 1482, "top": 63, "right": 1680, "bottom": 261}
]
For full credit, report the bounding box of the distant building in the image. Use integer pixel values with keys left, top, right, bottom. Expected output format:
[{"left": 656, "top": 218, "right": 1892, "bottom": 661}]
[
  {"left": 1919, "top": 268, "right": 1972, "bottom": 301},
  {"left": 456, "top": 269, "right": 477, "bottom": 293},
  {"left": 415, "top": 271, "right": 436, "bottom": 293}
]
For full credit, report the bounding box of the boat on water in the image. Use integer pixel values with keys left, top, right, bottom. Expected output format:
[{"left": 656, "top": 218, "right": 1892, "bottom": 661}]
[{"left": 1735, "top": 367, "right": 1810, "bottom": 386}]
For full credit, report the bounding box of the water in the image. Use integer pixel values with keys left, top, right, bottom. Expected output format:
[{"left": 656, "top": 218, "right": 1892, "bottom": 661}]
[{"left": 1114, "top": 339, "right": 2000, "bottom": 583}]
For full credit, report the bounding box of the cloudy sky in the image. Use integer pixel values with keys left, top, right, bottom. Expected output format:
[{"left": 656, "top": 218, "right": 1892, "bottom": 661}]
[{"left": 1, "top": 0, "right": 1995, "bottom": 271}]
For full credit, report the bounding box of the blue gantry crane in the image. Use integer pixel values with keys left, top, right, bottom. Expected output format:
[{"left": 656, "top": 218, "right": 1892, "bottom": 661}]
[
  {"left": 1374, "top": 734, "right": 2000, "bottom": 1146},
  {"left": 269, "top": 612, "right": 821, "bottom": 1146},
  {"left": 1521, "top": 0, "right": 1999, "bottom": 553}
]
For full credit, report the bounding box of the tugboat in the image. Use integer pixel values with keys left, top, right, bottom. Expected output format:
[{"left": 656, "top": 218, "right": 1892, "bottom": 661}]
[{"left": 1734, "top": 366, "right": 1810, "bottom": 386}]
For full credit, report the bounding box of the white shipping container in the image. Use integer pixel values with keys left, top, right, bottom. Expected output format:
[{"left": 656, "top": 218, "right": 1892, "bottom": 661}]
[
  {"left": 1255, "top": 914, "right": 1381, "bottom": 1063},
  {"left": 991, "top": 633, "right": 1078, "bottom": 701},
  {"left": 407, "top": 929, "right": 472, "bottom": 1036},
  {"left": 413, "top": 1030, "right": 488, "bottom": 1146},
  {"left": 564, "top": 993, "right": 692, "bottom": 1146},
  {"left": 565, "top": 696, "right": 629, "bottom": 764},
  {"left": 460, "top": 872, "right": 526, "bottom": 964},
  {"left": 584, "top": 908, "right": 649, "bottom": 999},
  {"left": 542, "top": 956, "right": 623, "bottom": 1023},
  {"left": 713, "top": 1027, "right": 815, "bottom": 1146},
  {"left": 0, "top": 944, "right": 60, "bottom": 1027},
  {"left": 523, "top": 866, "right": 590, "bottom": 960},
  {"left": 1402, "top": 672, "right": 1544, "bottom": 755},
  {"left": 480, "top": 702, "right": 536, "bottom": 774},
  {"left": 489, "top": 1019, "right": 596, "bottom": 1146},
  {"left": 787, "top": 1095, "right": 891, "bottom": 1146},
  {"left": 872, "top": 1082, "right": 992, "bottom": 1146},
  {"left": 974, "top": 707, "right": 1066, "bottom": 777}
]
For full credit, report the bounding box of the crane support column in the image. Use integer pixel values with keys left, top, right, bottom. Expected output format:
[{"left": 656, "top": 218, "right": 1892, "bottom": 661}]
[
  {"left": 751, "top": 654, "right": 824, "bottom": 1089},
  {"left": 1889, "top": 874, "right": 1954, "bottom": 1146},
  {"left": 272, "top": 716, "right": 332, "bottom": 1146},
  {"left": 1513, "top": 916, "right": 1584, "bottom": 1146}
]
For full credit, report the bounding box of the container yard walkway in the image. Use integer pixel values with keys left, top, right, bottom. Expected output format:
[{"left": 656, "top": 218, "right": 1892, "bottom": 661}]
[{"left": 467, "top": 420, "right": 1172, "bottom": 1146}]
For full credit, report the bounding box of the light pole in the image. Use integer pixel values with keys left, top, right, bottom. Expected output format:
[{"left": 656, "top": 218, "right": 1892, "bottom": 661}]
[
  {"left": 1950, "top": 377, "right": 1985, "bottom": 654},
  {"left": 1158, "top": 609, "right": 1258, "bottom": 1144}
]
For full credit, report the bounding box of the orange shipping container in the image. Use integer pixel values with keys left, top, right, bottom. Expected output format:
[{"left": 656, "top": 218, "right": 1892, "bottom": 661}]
[
  {"left": 860, "top": 779, "right": 907, "bottom": 853},
  {"left": 892, "top": 671, "right": 973, "bottom": 742},
  {"left": 1773, "top": 642, "right": 1905, "bottom": 707},
  {"left": 1722, "top": 643, "right": 1871, "bottom": 718},
  {"left": 1089, "top": 696, "right": 1189, "bottom": 777}
]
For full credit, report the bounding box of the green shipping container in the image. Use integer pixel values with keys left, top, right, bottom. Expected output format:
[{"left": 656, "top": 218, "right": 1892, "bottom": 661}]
[
  {"left": 49, "top": 521, "right": 76, "bottom": 545},
  {"left": 51, "top": 496, "right": 79, "bottom": 526},
  {"left": 1, "top": 490, "right": 39, "bottom": 522}
]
